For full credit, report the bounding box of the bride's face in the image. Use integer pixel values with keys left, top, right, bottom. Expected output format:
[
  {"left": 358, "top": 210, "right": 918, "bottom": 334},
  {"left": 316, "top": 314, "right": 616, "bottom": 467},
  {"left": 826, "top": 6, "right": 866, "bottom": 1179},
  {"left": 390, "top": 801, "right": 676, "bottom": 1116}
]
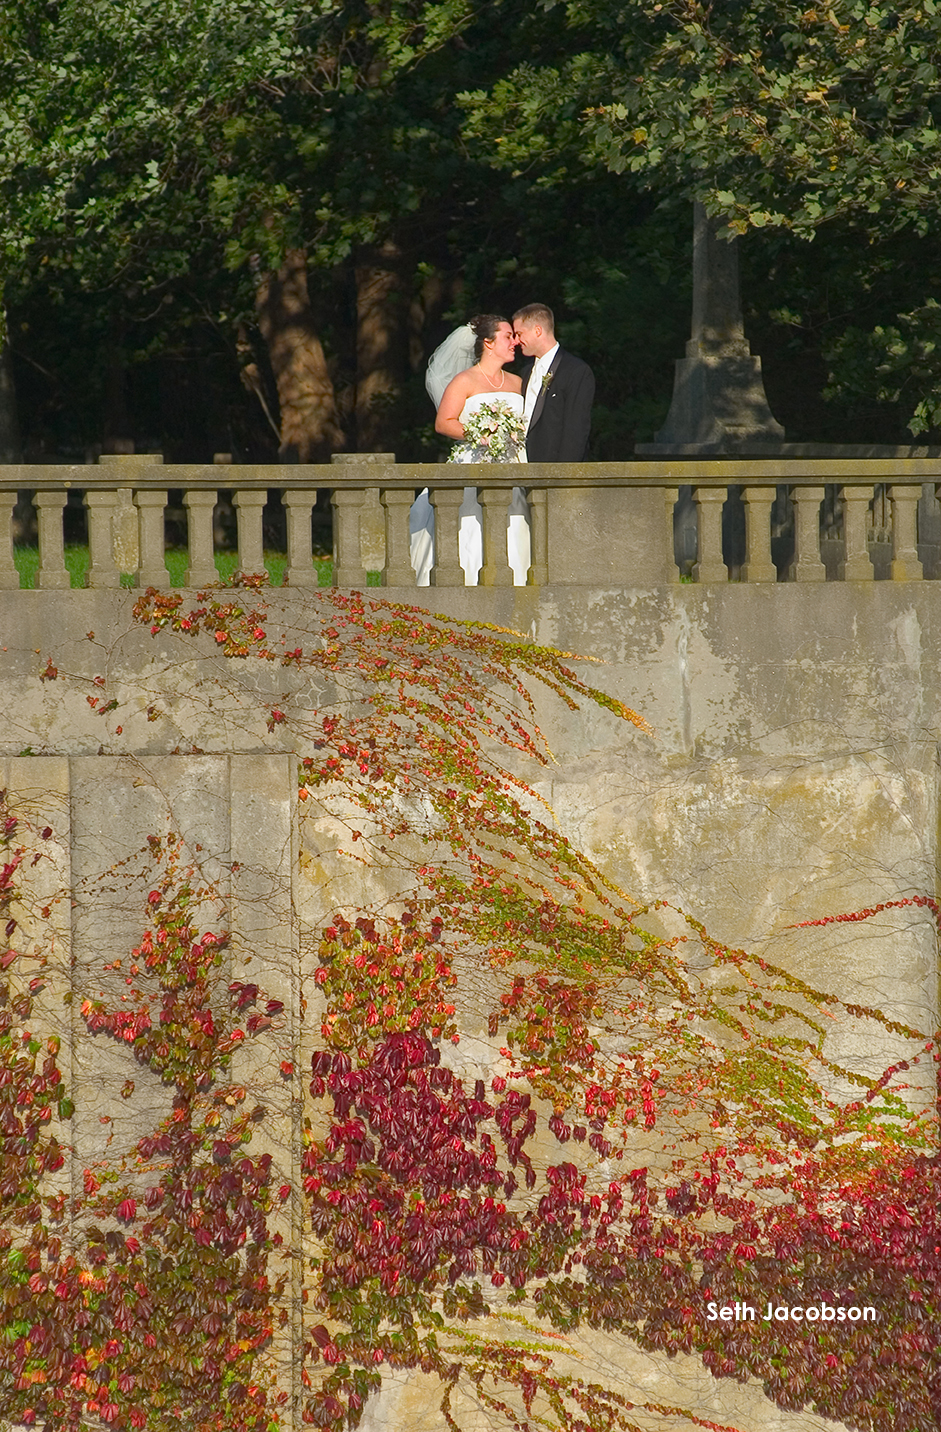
[{"left": 487, "top": 323, "right": 517, "bottom": 366}]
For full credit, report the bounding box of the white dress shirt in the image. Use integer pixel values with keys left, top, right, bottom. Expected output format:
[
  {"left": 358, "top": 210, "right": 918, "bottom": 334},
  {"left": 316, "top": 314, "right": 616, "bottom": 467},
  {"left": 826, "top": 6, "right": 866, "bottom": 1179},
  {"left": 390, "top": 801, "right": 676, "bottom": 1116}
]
[{"left": 523, "top": 342, "right": 559, "bottom": 432}]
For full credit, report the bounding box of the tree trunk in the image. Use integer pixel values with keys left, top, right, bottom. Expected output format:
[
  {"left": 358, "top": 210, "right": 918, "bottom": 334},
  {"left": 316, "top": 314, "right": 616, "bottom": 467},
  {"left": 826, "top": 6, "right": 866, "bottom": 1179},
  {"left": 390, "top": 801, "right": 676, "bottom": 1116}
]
[
  {"left": 355, "top": 240, "right": 407, "bottom": 452},
  {"left": 255, "top": 250, "right": 344, "bottom": 463},
  {"left": 0, "top": 324, "right": 20, "bottom": 462}
]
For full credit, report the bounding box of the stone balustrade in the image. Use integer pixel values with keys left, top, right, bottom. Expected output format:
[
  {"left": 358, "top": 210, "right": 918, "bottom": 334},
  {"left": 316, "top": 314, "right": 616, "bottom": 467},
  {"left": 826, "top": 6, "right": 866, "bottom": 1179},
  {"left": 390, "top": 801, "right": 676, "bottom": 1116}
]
[{"left": 2, "top": 453, "right": 941, "bottom": 588}]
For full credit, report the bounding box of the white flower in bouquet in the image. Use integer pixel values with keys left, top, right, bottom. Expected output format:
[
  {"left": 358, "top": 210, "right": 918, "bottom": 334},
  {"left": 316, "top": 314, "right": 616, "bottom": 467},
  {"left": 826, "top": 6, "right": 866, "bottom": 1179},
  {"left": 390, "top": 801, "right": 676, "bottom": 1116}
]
[{"left": 448, "top": 398, "right": 526, "bottom": 463}]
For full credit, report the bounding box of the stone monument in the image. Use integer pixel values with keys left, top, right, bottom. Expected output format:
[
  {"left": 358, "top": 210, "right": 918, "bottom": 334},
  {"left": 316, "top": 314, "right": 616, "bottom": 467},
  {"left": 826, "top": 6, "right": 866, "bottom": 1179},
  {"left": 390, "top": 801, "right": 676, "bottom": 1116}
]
[{"left": 641, "top": 203, "right": 785, "bottom": 451}]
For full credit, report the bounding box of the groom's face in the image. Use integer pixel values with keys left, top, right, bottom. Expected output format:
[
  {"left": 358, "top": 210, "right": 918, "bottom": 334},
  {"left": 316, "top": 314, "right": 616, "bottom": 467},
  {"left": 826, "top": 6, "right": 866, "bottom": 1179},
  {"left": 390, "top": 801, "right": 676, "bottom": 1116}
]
[{"left": 513, "top": 321, "right": 540, "bottom": 357}]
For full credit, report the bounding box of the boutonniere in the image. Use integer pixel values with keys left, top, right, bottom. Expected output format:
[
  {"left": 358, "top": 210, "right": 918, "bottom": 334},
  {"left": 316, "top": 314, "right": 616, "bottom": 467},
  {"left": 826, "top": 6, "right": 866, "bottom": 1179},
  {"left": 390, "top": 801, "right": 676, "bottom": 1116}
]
[{"left": 541, "top": 369, "right": 554, "bottom": 393}]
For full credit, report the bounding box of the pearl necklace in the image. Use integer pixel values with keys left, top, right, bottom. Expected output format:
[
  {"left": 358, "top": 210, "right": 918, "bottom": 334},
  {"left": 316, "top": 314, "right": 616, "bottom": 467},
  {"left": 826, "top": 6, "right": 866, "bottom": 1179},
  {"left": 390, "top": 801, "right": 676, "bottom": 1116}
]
[{"left": 476, "top": 362, "right": 505, "bottom": 390}]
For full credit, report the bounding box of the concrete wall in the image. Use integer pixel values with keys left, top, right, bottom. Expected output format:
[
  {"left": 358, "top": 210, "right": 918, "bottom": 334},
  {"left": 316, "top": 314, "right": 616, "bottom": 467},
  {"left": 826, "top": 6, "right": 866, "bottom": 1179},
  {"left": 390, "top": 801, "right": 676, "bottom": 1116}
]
[{"left": 2, "top": 582, "right": 939, "bottom": 1432}]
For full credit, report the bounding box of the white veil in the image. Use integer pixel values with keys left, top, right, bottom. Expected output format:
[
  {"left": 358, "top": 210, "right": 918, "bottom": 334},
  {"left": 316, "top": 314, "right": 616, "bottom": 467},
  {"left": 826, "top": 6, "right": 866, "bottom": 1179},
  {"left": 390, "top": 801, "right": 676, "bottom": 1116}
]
[{"left": 425, "top": 323, "right": 476, "bottom": 408}]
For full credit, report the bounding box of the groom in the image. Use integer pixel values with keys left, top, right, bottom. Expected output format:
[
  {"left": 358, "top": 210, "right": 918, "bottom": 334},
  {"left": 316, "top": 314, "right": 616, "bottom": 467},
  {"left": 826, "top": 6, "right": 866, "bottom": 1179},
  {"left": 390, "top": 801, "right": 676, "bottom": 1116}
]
[{"left": 513, "top": 303, "right": 595, "bottom": 462}]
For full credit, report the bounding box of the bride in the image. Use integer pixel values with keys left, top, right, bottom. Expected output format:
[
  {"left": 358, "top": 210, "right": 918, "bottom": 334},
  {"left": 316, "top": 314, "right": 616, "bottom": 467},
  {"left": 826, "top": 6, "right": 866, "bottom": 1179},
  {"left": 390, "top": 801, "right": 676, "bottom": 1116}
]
[
  {"left": 412, "top": 315, "right": 530, "bottom": 584},
  {"left": 433, "top": 315, "right": 523, "bottom": 452}
]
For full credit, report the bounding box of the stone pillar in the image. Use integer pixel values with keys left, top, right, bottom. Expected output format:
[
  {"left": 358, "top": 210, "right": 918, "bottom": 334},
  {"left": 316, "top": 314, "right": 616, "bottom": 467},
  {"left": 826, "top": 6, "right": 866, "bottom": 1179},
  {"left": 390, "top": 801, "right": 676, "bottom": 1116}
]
[
  {"left": 233, "top": 490, "right": 267, "bottom": 576},
  {"left": 479, "top": 487, "right": 514, "bottom": 588},
  {"left": 429, "top": 488, "right": 465, "bottom": 586},
  {"left": 282, "top": 490, "right": 319, "bottom": 588},
  {"left": 331, "top": 454, "right": 395, "bottom": 581},
  {"left": 84, "top": 490, "right": 121, "bottom": 588},
  {"left": 691, "top": 487, "right": 728, "bottom": 583},
  {"left": 100, "top": 456, "right": 164, "bottom": 585},
  {"left": 35, "top": 490, "right": 70, "bottom": 589},
  {"left": 663, "top": 486, "right": 681, "bottom": 583},
  {"left": 380, "top": 488, "right": 415, "bottom": 586},
  {"left": 840, "top": 485, "right": 874, "bottom": 581},
  {"left": 889, "top": 484, "right": 923, "bottom": 581},
  {"left": 330, "top": 489, "right": 368, "bottom": 587},
  {"left": 654, "top": 204, "right": 784, "bottom": 447},
  {"left": 135, "top": 490, "right": 170, "bottom": 588},
  {"left": 183, "top": 490, "right": 218, "bottom": 587},
  {"left": 789, "top": 485, "right": 827, "bottom": 582},
  {"left": 545, "top": 484, "right": 673, "bottom": 585},
  {"left": 527, "top": 488, "right": 549, "bottom": 585},
  {"left": 0, "top": 490, "right": 18, "bottom": 589},
  {"left": 741, "top": 486, "right": 777, "bottom": 583},
  {"left": 111, "top": 489, "right": 140, "bottom": 578}
]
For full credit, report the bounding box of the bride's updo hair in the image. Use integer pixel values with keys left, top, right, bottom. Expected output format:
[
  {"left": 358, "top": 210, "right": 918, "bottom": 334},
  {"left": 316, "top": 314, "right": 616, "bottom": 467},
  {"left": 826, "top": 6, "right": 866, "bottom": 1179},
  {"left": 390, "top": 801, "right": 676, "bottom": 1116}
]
[{"left": 469, "top": 314, "right": 508, "bottom": 361}]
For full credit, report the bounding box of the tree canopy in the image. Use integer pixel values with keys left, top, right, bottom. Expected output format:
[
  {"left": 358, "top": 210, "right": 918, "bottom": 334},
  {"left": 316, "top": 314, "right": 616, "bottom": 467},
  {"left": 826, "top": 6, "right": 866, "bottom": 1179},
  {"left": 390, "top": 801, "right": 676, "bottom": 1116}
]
[
  {"left": 582, "top": 0, "right": 941, "bottom": 242},
  {"left": 4, "top": 0, "right": 941, "bottom": 453}
]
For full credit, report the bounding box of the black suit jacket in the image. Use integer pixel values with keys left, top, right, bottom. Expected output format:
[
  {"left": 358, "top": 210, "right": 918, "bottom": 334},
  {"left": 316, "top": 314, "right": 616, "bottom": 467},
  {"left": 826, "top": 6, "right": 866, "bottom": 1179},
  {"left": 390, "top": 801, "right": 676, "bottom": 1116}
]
[{"left": 521, "top": 347, "right": 595, "bottom": 462}]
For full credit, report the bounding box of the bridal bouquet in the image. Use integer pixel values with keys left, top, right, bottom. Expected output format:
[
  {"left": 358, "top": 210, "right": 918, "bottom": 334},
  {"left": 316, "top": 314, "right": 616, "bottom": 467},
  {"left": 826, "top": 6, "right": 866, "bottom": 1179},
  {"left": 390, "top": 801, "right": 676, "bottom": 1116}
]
[{"left": 449, "top": 399, "right": 526, "bottom": 463}]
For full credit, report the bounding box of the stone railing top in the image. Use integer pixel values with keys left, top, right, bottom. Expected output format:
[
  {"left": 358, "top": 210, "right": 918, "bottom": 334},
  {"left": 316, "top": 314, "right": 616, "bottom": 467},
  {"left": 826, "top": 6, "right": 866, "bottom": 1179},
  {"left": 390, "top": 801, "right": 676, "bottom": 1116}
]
[{"left": 4, "top": 456, "right": 941, "bottom": 489}]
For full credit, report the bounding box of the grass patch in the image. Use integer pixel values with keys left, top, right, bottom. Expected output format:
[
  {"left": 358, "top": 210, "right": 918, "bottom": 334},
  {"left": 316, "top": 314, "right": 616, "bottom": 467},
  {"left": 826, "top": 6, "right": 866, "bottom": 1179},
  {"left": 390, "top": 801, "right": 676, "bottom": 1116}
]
[
  {"left": 14, "top": 545, "right": 91, "bottom": 589},
  {"left": 11, "top": 547, "right": 381, "bottom": 589}
]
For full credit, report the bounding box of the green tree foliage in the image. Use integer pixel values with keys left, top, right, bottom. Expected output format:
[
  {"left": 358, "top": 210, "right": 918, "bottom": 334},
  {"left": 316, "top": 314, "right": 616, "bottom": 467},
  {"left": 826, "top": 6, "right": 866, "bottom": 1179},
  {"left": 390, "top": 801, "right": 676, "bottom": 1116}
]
[
  {"left": 572, "top": 0, "right": 941, "bottom": 241},
  {"left": 0, "top": 0, "right": 486, "bottom": 454},
  {"left": 463, "top": 0, "right": 941, "bottom": 438},
  {"left": 588, "top": 0, "right": 941, "bottom": 437},
  {"left": 0, "top": 0, "right": 694, "bottom": 457},
  {"left": 0, "top": 0, "right": 310, "bottom": 451},
  {"left": 9, "top": 0, "right": 941, "bottom": 450},
  {"left": 0, "top": 0, "right": 298, "bottom": 303}
]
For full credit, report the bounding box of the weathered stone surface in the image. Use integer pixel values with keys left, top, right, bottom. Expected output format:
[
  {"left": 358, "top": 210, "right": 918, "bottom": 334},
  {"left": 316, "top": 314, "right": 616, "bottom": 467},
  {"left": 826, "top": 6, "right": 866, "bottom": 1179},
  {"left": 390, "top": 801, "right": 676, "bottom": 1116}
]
[
  {"left": 3, "top": 581, "right": 940, "bottom": 1432},
  {"left": 545, "top": 483, "right": 673, "bottom": 584},
  {"left": 355, "top": 1322, "right": 845, "bottom": 1432},
  {"left": 4, "top": 753, "right": 303, "bottom": 1427},
  {"left": 358, "top": 486, "right": 387, "bottom": 572},
  {"left": 1, "top": 757, "right": 72, "bottom": 1205},
  {"left": 68, "top": 756, "right": 232, "bottom": 1163}
]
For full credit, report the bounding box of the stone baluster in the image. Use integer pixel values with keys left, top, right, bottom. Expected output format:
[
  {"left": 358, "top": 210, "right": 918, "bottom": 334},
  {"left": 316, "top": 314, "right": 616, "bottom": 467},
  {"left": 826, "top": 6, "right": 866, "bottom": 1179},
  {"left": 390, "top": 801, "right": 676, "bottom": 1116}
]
[
  {"left": 429, "top": 488, "right": 465, "bottom": 586},
  {"left": 282, "top": 490, "right": 319, "bottom": 588},
  {"left": 183, "top": 490, "right": 218, "bottom": 587},
  {"left": 379, "top": 489, "right": 415, "bottom": 585},
  {"left": 788, "top": 485, "right": 827, "bottom": 582},
  {"left": 112, "top": 490, "right": 139, "bottom": 578},
  {"left": 479, "top": 488, "right": 513, "bottom": 587},
  {"left": 99, "top": 455, "right": 160, "bottom": 586},
  {"left": 84, "top": 491, "right": 121, "bottom": 588},
  {"left": 35, "top": 491, "right": 70, "bottom": 589},
  {"left": 741, "top": 486, "right": 777, "bottom": 583},
  {"left": 528, "top": 487, "right": 548, "bottom": 585},
  {"left": 330, "top": 489, "right": 367, "bottom": 587},
  {"left": 664, "top": 486, "right": 681, "bottom": 583},
  {"left": 233, "top": 490, "right": 266, "bottom": 576},
  {"left": 136, "top": 490, "right": 170, "bottom": 587},
  {"left": 331, "top": 455, "right": 394, "bottom": 585},
  {"left": 888, "top": 484, "right": 923, "bottom": 581},
  {"left": 839, "top": 484, "right": 874, "bottom": 581},
  {"left": 691, "top": 487, "right": 728, "bottom": 583},
  {"left": 0, "top": 492, "right": 18, "bottom": 589}
]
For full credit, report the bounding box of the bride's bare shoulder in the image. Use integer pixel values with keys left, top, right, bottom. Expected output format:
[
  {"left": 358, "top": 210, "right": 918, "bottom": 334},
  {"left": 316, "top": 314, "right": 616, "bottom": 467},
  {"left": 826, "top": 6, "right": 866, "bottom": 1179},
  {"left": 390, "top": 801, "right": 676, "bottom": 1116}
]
[
  {"left": 439, "top": 368, "right": 478, "bottom": 405},
  {"left": 505, "top": 374, "right": 523, "bottom": 394}
]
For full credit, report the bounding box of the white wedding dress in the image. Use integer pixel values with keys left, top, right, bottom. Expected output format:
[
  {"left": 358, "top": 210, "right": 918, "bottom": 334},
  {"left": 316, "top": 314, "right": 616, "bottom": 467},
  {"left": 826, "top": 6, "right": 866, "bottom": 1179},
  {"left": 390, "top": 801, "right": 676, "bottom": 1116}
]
[{"left": 410, "top": 392, "right": 531, "bottom": 586}]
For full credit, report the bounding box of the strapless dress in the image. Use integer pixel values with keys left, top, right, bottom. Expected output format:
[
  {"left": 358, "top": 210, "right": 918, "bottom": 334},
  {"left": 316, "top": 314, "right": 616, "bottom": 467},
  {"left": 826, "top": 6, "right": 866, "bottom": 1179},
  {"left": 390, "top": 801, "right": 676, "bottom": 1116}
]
[
  {"left": 410, "top": 391, "right": 530, "bottom": 585},
  {"left": 448, "top": 391, "right": 527, "bottom": 465}
]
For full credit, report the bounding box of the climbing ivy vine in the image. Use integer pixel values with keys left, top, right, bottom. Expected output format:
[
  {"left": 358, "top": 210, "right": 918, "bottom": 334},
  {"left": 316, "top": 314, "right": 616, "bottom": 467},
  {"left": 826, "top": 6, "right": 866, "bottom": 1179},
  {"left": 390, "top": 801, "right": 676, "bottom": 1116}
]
[{"left": 2, "top": 581, "right": 937, "bottom": 1432}]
